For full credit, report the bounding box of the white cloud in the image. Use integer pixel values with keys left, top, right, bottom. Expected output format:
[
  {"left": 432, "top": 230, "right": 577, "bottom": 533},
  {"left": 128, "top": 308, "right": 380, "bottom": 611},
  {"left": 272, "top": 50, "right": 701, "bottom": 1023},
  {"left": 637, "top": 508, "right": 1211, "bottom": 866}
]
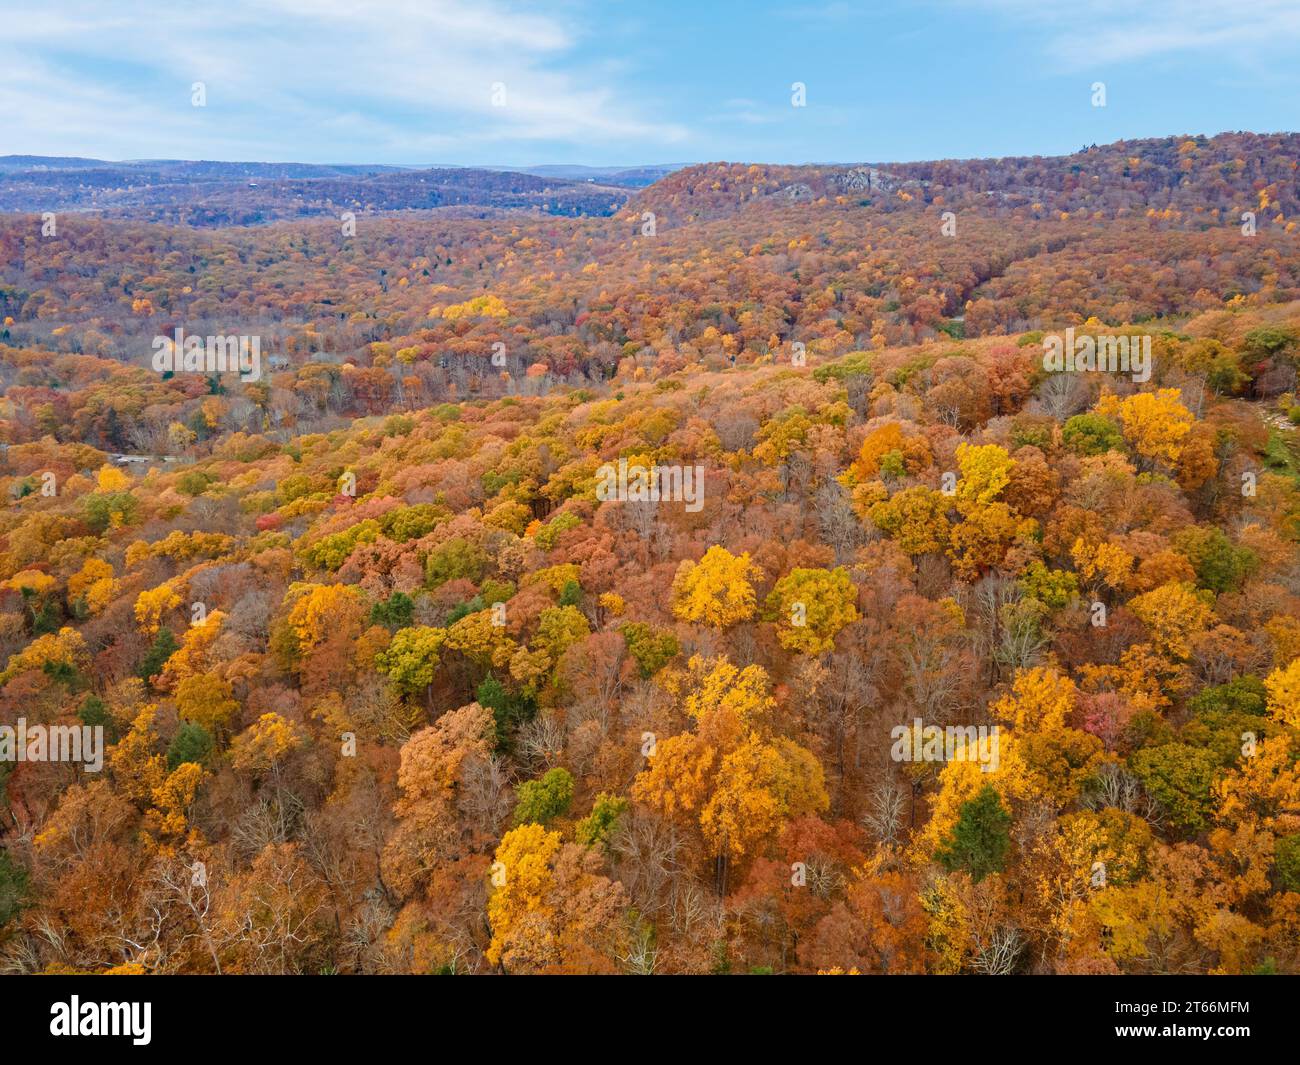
[
  {"left": 952, "top": 0, "right": 1300, "bottom": 68},
  {"left": 0, "top": 0, "right": 687, "bottom": 161}
]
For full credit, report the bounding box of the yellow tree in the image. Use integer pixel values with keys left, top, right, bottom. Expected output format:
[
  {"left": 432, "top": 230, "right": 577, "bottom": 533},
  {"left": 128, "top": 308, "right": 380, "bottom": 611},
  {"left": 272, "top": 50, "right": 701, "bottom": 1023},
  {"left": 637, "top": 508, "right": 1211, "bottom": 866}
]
[
  {"left": 95, "top": 464, "right": 131, "bottom": 493},
  {"left": 632, "top": 655, "right": 827, "bottom": 891},
  {"left": 1071, "top": 537, "right": 1136, "bottom": 592},
  {"left": 229, "top": 713, "right": 306, "bottom": 774},
  {"left": 176, "top": 673, "right": 240, "bottom": 736},
  {"left": 1096, "top": 389, "right": 1194, "bottom": 468},
  {"left": 764, "top": 566, "right": 860, "bottom": 654},
  {"left": 533, "top": 605, "right": 590, "bottom": 663},
  {"left": 108, "top": 707, "right": 167, "bottom": 806},
  {"left": 5, "top": 570, "right": 55, "bottom": 597},
  {"left": 486, "top": 823, "right": 561, "bottom": 969},
  {"left": 157, "top": 610, "right": 227, "bottom": 690},
  {"left": 285, "top": 583, "right": 366, "bottom": 654},
  {"left": 1128, "top": 581, "right": 1215, "bottom": 661},
  {"left": 913, "top": 734, "right": 1025, "bottom": 861},
  {"left": 670, "top": 545, "right": 763, "bottom": 627},
  {"left": 0, "top": 627, "right": 90, "bottom": 685},
  {"left": 375, "top": 625, "right": 447, "bottom": 705},
  {"left": 443, "top": 610, "right": 517, "bottom": 671},
  {"left": 1025, "top": 809, "right": 1152, "bottom": 967},
  {"left": 1091, "top": 842, "right": 1216, "bottom": 973},
  {"left": 145, "top": 762, "right": 208, "bottom": 851},
  {"left": 135, "top": 583, "right": 183, "bottom": 635},
  {"left": 954, "top": 442, "right": 1014, "bottom": 509},
  {"left": 701, "top": 734, "right": 828, "bottom": 860},
  {"left": 67, "top": 557, "right": 117, "bottom": 614},
  {"left": 990, "top": 667, "right": 1077, "bottom": 733},
  {"left": 486, "top": 823, "right": 628, "bottom": 973},
  {"left": 948, "top": 502, "right": 1032, "bottom": 580},
  {"left": 866, "top": 485, "right": 950, "bottom": 555},
  {"left": 947, "top": 442, "right": 1034, "bottom": 579},
  {"left": 1214, "top": 735, "right": 1300, "bottom": 832},
  {"left": 1265, "top": 658, "right": 1300, "bottom": 728},
  {"left": 846, "top": 421, "right": 931, "bottom": 482},
  {"left": 916, "top": 664, "right": 1105, "bottom": 864}
]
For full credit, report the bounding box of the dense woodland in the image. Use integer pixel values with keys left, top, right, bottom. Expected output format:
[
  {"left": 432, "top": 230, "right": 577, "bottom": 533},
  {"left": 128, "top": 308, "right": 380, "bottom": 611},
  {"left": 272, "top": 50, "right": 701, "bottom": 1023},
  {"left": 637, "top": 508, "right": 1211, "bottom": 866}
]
[
  {"left": 0, "top": 157, "right": 641, "bottom": 226},
  {"left": 1, "top": 132, "right": 1299, "bottom": 974}
]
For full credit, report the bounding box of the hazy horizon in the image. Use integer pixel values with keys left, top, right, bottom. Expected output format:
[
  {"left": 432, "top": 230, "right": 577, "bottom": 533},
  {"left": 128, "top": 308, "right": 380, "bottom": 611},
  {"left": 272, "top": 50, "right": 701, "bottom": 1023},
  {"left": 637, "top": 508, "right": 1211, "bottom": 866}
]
[{"left": 9, "top": 123, "right": 1290, "bottom": 173}]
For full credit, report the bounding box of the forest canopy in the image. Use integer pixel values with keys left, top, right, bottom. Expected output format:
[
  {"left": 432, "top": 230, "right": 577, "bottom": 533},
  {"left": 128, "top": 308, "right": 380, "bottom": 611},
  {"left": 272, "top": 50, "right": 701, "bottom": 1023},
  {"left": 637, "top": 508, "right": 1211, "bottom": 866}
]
[{"left": 1, "top": 131, "right": 1299, "bottom": 976}]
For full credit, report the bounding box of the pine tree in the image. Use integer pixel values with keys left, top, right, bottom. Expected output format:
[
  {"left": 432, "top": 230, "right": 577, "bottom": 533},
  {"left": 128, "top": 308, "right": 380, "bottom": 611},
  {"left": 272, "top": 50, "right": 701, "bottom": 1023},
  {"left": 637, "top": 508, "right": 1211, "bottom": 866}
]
[{"left": 935, "top": 784, "right": 1011, "bottom": 881}]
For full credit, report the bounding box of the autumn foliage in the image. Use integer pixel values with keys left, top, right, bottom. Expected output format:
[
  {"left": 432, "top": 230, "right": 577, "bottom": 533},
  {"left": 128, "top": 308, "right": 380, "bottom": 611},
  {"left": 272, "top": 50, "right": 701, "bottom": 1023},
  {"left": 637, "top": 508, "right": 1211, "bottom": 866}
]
[{"left": 2, "top": 132, "right": 1300, "bottom": 975}]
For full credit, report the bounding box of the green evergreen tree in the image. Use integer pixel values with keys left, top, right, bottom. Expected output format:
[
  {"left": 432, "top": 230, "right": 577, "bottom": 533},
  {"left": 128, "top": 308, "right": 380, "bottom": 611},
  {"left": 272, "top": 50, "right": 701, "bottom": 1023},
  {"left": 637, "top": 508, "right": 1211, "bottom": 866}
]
[{"left": 935, "top": 783, "right": 1011, "bottom": 881}]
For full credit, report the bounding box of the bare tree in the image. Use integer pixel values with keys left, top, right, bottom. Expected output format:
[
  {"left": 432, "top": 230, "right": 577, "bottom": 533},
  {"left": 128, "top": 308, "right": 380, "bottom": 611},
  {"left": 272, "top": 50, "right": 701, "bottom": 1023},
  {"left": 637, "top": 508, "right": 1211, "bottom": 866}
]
[
  {"left": 862, "top": 778, "right": 907, "bottom": 850},
  {"left": 618, "top": 917, "right": 659, "bottom": 975},
  {"left": 814, "top": 478, "right": 861, "bottom": 563},
  {"left": 459, "top": 754, "right": 512, "bottom": 840},
  {"left": 972, "top": 925, "right": 1024, "bottom": 975},
  {"left": 1034, "top": 372, "right": 1089, "bottom": 422},
  {"left": 611, "top": 810, "right": 685, "bottom": 918},
  {"left": 1083, "top": 762, "right": 1164, "bottom": 829}
]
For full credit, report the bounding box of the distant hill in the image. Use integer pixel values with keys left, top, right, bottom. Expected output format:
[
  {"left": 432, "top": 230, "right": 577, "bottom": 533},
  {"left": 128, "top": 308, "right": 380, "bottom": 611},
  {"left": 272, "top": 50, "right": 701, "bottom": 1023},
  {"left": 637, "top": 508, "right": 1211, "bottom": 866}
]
[
  {"left": 0, "top": 158, "right": 633, "bottom": 224},
  {"left": 631, "top": 131, "right": 1300, "bottom": 224},
  {"left": 0, "top": 155, "right": 112, "bottom": 171},
  {"left": 7, "top": 132, "right": 1295, "bottom": 229},
  {"left": 0, "top": 157, "right": 404, "bottom": 179},
  {"left": 511, "top": 164, "right": 684, "bottom": 187}
]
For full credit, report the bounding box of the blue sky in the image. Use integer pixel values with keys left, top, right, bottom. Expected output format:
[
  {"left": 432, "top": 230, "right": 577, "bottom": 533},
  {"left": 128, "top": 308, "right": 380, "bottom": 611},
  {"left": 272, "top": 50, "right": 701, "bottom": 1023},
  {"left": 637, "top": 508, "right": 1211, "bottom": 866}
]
[{"left": 2, "top": 0, "right": 1298, "bottom": 167}]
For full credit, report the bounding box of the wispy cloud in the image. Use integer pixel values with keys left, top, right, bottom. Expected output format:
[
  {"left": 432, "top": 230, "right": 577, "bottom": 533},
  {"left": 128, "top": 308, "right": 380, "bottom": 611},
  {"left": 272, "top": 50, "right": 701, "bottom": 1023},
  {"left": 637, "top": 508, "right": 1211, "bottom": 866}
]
[
  {"left": 950, "top": 0, "right": 1300, "bottom": 68},
  {"left": 0, "top": 0, "right": 687, "bottom": 162},
  {"left": 0, "top": 0, "right": 1293, "bottom": 166}
]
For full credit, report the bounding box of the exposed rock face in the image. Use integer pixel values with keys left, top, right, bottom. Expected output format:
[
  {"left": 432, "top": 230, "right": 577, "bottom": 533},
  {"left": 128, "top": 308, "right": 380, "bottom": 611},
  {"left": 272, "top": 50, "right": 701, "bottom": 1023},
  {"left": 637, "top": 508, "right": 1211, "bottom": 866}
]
[
  {"left": 834, "top": 167, "right": 913, "bottom": 193},
  {"left": 773, "top": 182, "right": 815, "bottom": 202},
  {"left": 835, "top": 167, "right": 875, "bottom": 191}
]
